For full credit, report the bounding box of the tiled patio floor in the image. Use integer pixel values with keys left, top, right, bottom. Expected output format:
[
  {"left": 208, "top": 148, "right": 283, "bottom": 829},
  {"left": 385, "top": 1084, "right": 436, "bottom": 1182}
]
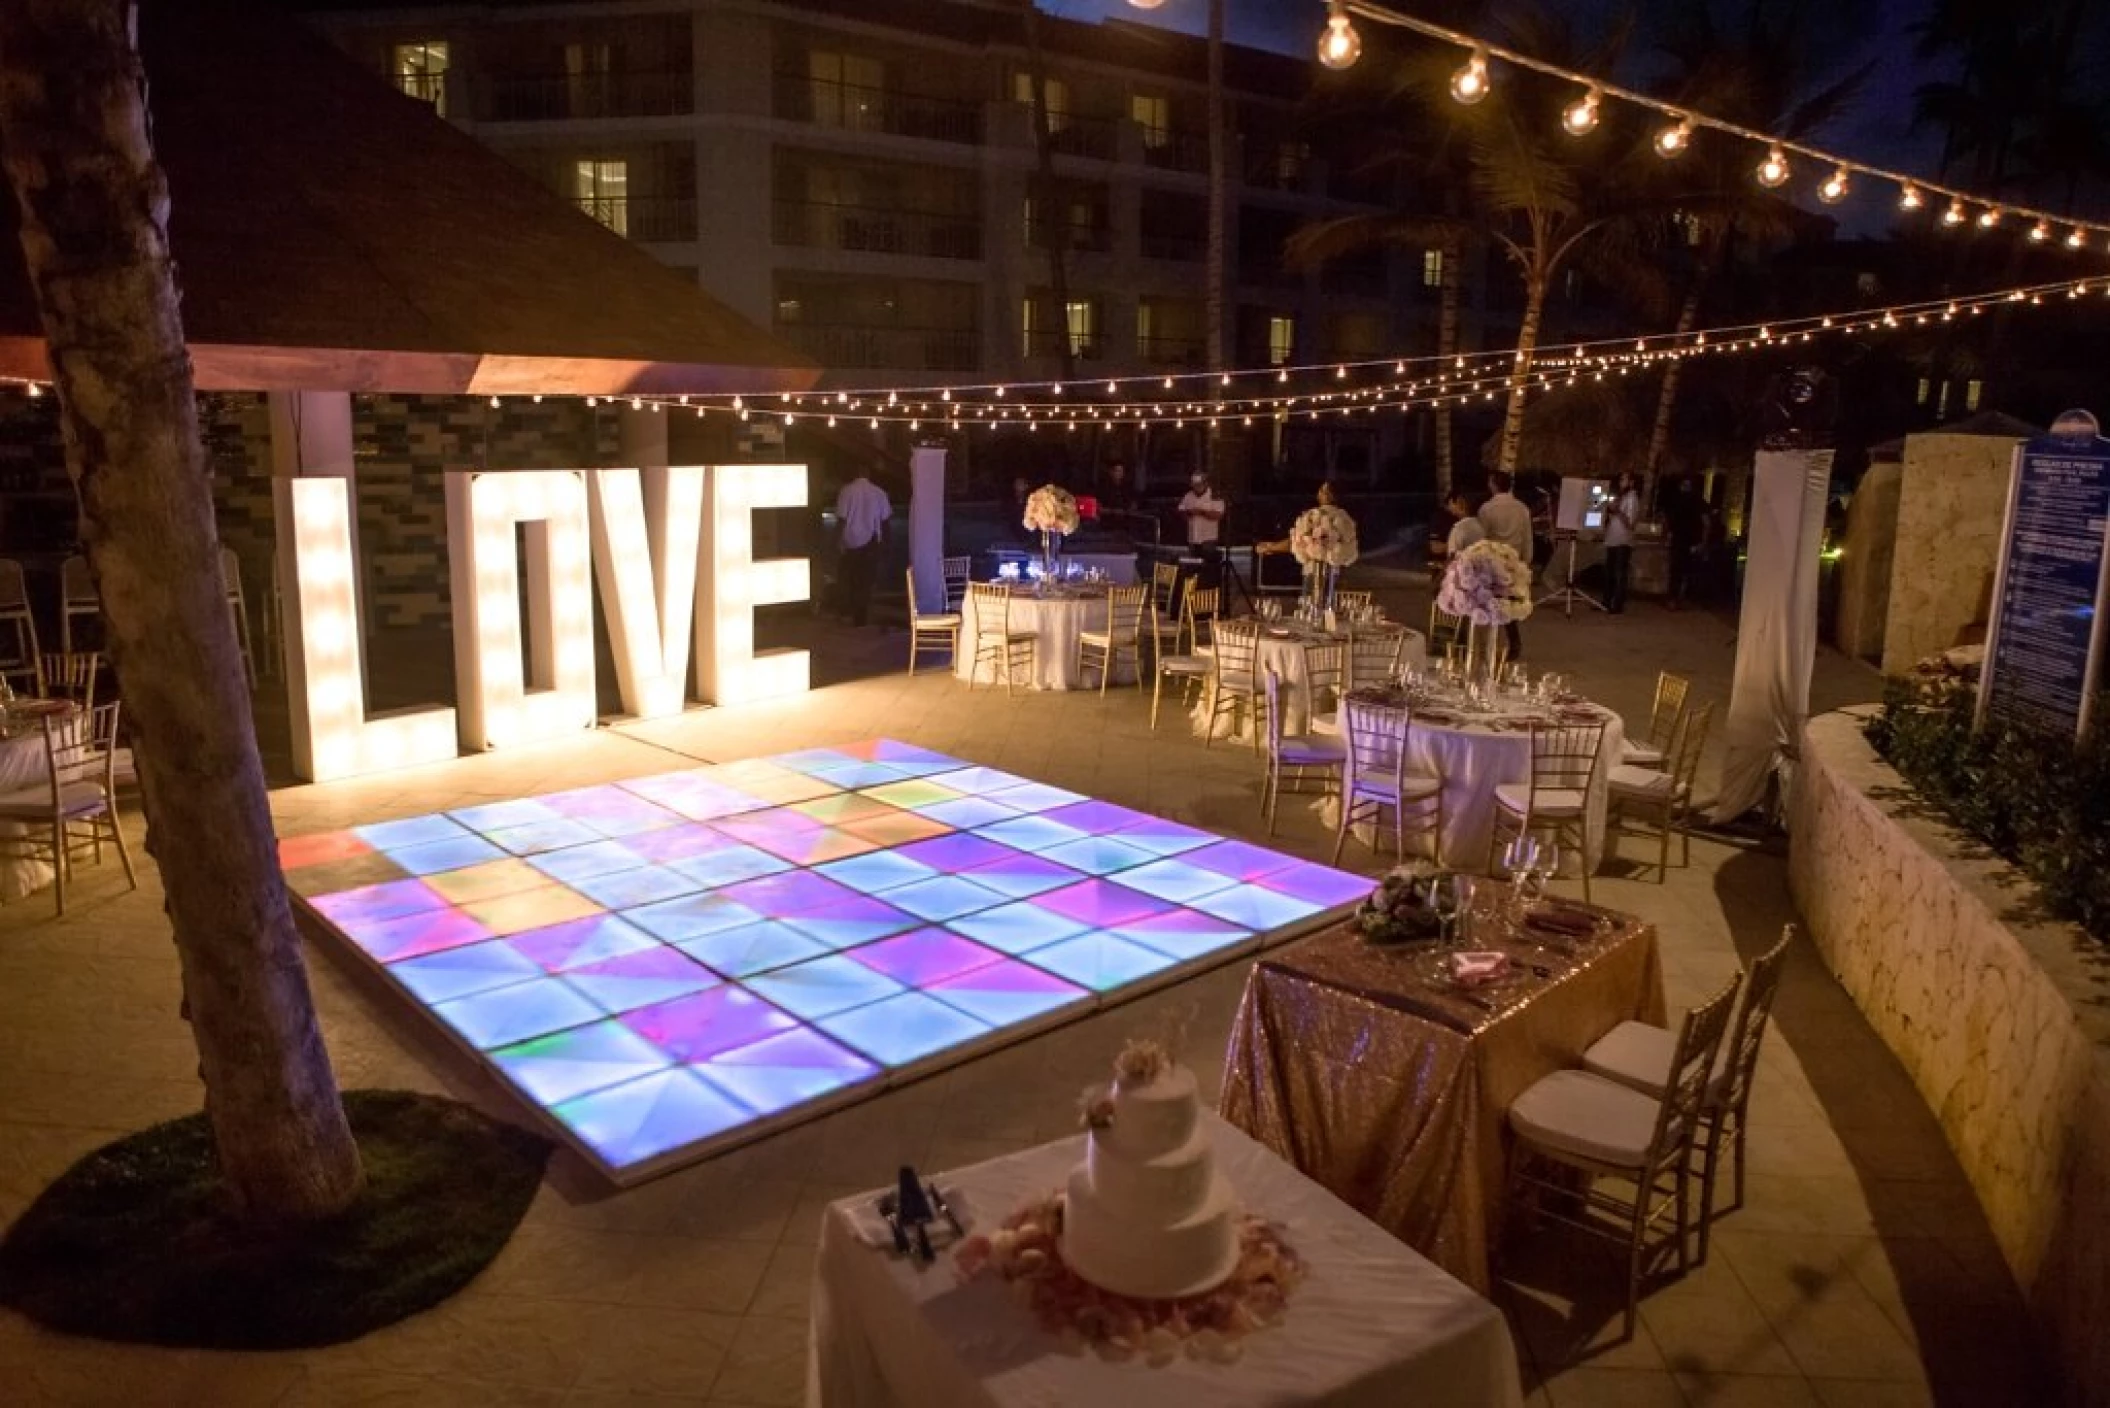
[{"left": 0, "top": 575, "right": 2052, "bottom": 1405}]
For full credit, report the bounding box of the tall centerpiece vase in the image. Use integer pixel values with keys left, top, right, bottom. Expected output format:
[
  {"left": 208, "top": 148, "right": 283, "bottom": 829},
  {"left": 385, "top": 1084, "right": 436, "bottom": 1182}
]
[
  {"left": 1465, "top": 622, "right": 1505, "bottom": 687},
  {"left": 1040, "top": 530, "right": 1060, "bottom": 582}
]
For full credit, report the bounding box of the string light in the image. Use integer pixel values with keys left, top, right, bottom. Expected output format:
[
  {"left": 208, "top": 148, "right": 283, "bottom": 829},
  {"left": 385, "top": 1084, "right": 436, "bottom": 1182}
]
[
  {"left": 1899, "top": 182, "right": 1924, "bottom": 211},
  {"left": 1561, "top": 86, "right": 1601, "bottom": 136},
  {"left": 1942, "top": 200, "right": 1967, "bottom": 227},
  {"left": 1756, "top": 145, "right": 1791, "bottom": 189},
  {"left": 1978, "top": 207, "right": 2002, "bottom": 229},
  {"left": 2031, "top": 221, "right": 2051, "bottom": 243},
  {"left": 1653, "top": 116, "right": 1693, "bottom": 159},
  {"left": 2070, "top": 228, "right": 2090, "bottom": 250},
  {"left": 1818, "top": 167, "right": 1850, "bottom": 204},
  {"left": 1316, "top": 2, "right": 1361, "bottom": 70},
  {"left": 1449, "top": 46, "right": 1490, "bottom": 105}
]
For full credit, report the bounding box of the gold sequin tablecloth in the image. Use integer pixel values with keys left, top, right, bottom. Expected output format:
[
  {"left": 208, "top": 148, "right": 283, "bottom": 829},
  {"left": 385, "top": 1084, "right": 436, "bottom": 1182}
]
[{"left": 1218, "top": 902, "right": 1665, "bottom": 1295}]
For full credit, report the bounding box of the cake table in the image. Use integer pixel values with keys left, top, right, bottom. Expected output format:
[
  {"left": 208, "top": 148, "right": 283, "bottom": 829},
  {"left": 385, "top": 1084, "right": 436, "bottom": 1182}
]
[{"left": 808, "top": 1112, "right": 1523, "bottom": 1408}]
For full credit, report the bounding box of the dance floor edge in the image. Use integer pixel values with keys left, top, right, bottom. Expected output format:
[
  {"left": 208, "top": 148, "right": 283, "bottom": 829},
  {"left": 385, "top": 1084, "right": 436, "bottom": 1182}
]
[{"left": 285, "top": 741, "right": 1366, "bottom": 1186}]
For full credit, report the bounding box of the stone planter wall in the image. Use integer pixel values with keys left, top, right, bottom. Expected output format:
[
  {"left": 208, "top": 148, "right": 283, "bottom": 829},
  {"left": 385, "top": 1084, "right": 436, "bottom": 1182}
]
[{"left": 1788, "top": 711, "right": 2110, "bottom": 1405}]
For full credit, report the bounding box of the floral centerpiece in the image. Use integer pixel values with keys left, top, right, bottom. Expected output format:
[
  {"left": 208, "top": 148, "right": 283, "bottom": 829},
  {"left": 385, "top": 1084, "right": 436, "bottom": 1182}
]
[
  {"left": 1289, "top": 504, "right": 1358, "bottom": 613},
  {"left": 1355, "top": 860, "right": 1446, "bottom": 943},
  {"left": 1437, "top": 539, "right": 1532, "bottom": 680},
  {"left": 1023, "top": 484, "right": 1081, "bottom": 578}
]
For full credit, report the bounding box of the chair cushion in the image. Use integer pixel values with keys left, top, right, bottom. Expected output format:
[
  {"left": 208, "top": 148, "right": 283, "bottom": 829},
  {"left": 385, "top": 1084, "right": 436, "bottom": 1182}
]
[
  {"left": 1276, "top": 735, "right": 1346, "bottom": 766},
  {"left": 0, "top": 779, "right": 110, "bottom": 820},
  {"left": 1623, "top": 739, "right": 1666, "bottom": 766},
  {"left": 1493, "top": 783, "right": 1586, "bottom": 816},
  {"left": 1349, "top": 767, "right": 1442, "bottom": 799},
  {"left": 1159, "top": 655, "right": 1211, "bottom": 677},
  {"left": 1583, "top": 1019, "right": 1731, "bottom": 1102},
  {"left": 1308, "top": 710, "right": 1340, "bottom": 736},
  {"left": 915, "top": 613, "right": 963, "bottom": 628},
  {"left": 1609, "top": 764, "right": 1678, "bottom": 799},
  {"left": 1508, "top": 1068, "right": 1661, "bottom": 1169}
]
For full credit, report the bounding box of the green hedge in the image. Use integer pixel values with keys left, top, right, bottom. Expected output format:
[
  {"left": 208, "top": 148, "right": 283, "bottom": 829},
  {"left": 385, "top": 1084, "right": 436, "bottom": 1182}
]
[{"left": 1864, "top": 680, "right": 2110, "bottom": 944}]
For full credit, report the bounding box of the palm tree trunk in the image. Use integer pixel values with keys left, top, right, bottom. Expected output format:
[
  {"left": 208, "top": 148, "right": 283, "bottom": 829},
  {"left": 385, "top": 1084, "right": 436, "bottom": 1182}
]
[
  {"left": 1496, "top": 274, "right": 1546, "bottom": 474},
  {"left": 1203, "top": 0, "right": 1227, "bottom": 483},
  {"left": 0, "top": 0, "right": 363, "bottom": 1224},
  {"left": 1643, "top": 226, "right": 1727, "bottom": 501},
  {"left": 1018, "top": 2, "right": 1075, "bottom": 385},
  {"left": 1433, "top": 232, "right": 1463, "bottom": 496}
]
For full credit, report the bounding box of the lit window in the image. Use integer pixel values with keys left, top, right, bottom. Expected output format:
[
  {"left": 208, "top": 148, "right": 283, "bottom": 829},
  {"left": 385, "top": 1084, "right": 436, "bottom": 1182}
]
[
  {"left": 393, "top": 40, "right": 448, "bottom": 116},
  {"left": 1136, "top": 300, "right": 1155, "bottom": 356},
  {"left": 1966, "top": 379, "right": 1983, "bottom": 411},
  {"left": 1422, "top": 248, "right": 1444, "bottom": 288},
  {"left": 1272, "top": 141, "right": 1309, "bottom": 186},
  {"left": 1132, "top": 93, "right": 1169, "bottom": 148},
  {"left": 1268, "top": 315, "right": 1294, "bottom": 366},
  {"left": 1936, "top": 381, "right": 1951, "bottom": 418},
  {"left": 572, "top": 159, "right": 629, "bottom": 237},
  {"left": 1012, "top": 72, "right": 1070, "bottom": 134},
  {"left": 1915, "top": 377, "right": 1930, "bottom": 406},
  {"left": 810, "top": 51, "right": 884, "bottom": 130},
  {"left": 1065, "top": 299, "right": 1095, "bottom": 356}
]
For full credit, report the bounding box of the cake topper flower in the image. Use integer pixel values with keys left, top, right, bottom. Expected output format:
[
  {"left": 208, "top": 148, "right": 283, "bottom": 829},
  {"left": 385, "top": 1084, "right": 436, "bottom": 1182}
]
[
  {"left": 1113, "top": 1039, "right": 1171, "bottom": 1087},
  {"left": 1077, "top": 1085, "right": 1115, "bottom": 1131}
]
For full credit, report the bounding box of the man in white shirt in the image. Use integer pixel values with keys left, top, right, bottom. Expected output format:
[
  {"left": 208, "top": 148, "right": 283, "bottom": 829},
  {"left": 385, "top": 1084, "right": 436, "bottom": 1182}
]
[
  {"left": 1476, "top": 472, "right": 1534, "bottom": 661},
  {"left": 1177, "top": 472, "right": 1225, "bottom": 548},
  {"left": 833, "top": 466, "right": 891, "bottom": 627},
  {"left": 1603, "top": 471, "right": 1641, "bottom": 614}
]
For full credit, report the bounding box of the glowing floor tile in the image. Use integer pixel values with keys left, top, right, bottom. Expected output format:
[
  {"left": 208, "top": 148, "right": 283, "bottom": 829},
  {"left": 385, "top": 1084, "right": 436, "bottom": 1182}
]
[
  {"left": 1034, "top": 878, "right": 1173, "bottom": 929},
  {"left": 540, "top": 785, "right": 683, "bottom": 838},
  {"left": 717, "top": 870, "right": 861, "bottom": 918},
  {"left": 691, "top": 1028, "right": 879, "bottom": 1117},
  {"left": 816, "top": 990, "right": 993, "bottom": 1068},
  {"left": 947, "top": 900, "right": 1090, "bottom": 955},
  {"left": 461, "top": 886, "right": 604, "bottom": 938},
  {"left": 769, "top": 748, "right": 860, "bottom": 775},
  {"left": 1184, "top": 883, "right": 1324, "bottom": 930},
  {"left": 712, "top": 809, "right": 826, "bottom": 848},
  {"left": 983, "top": 782, "right": 1089, "bottom": 813},
  {"left": 813, "top": 849, "right": 939, "bottom": 895},
  {"left": 744, "top": 953, "right": 906, "bottom": 1020},
  {"left": 743, "top": 827, "right": 880, "bottom": 866},
  {"left": 526, "top": 840, "right": 649, "bottom": 886},
  {"left": 485, "top": 818, "right": 603, "bottom": 857},
  {"left": 673, "top": 921, "right": 831, "bottom": 978},
  {"left": 1104, "top": 816, "right": 1218, "bottom": 858},
  {"left": 1038, "top": 835, "right": 1158, "bottom": 878},
  {"left": 839, "top": 811, "right": 953, "bottom": 847},
  {"left": 355, "top": 814, "right": 473, "bottom": 851},
  {"left": 389, "top": 939, "right": 542, "bottom": 1003},
  {"left": 976, "top": 814, "right": 1089, "bottom": 853},
  {"left": 347, "top": 906, "right": 496, "bottom": 962},
  {"left": 1258, "top": 861, "right": 1378, "bottom": 909},
  {"left": 449, "top": 799, "right": 563, "bottom": 834},
  {"left": 894, "top": 833, "right": 1017, "bottom": 875},
  {"left": 1181, "top": 839, "right": 1305, "bottom": 883},
  {"left": 432, "top": 977, "right": 600, "bottom": 1049},
  {"left": 491, "top": 1019, "right": 673, "bottom": 1105},
  {"left": 1022, "top": 932, "right": 1182, "bottom": 992},
  {"left": 1114, "top": 858, "right": 1240, "bottom": 905},
  {"left": 621, "top": 823, "right": 741, "bottom": 866},
  {"left": 619, "top": 772, "right": 768, "bottom": 822},
  {"left": 859, "top": 779, "right": 963, "bottom": 811},
  {"left": 278, "top": 831, "right": 371, "bottom": 871},
  {"left": 621, "top": 985, "right": 798, "bottom": 1062},
  {"left": 916, "top": 796, "right": 1021, "bottom": 830},
  {"left": 388, "top": 835, "right": 508, "bottom": 876},
  {"left": 791, "top": 792, "right": 901, "bottom": 826},
  {"left": 780, "top": 897, "right": 921, "bottom": 950},
  {"left": 311, "top": 876, "right": 449, "bottom": 927},
  {"left": 806, "top": 761, "right": 915, "bottom": 789},
  {"left": 847, "top": 928, "right": 1008, "bottom": 986},
  {"left": 879, "top": 875, "right": 1010, "bottom": 923},
  {"left": 425, "top": 859, "right": 556, "bottom": 907},
  {"left": 1104, "top": 907, "right": 1255, "bottom": 962},
  {"left": 626, "top": 892, "right": 766, "bottom": 943},
  {"left": 554, "top": 1067, "right": 755, "bottom": 1167},
  {"left": 1039, "top": 800, "right": 1157, "bottom": 836},
  {"left": 723, "top": 771, "right": 839, "bottom": 805},
  {"left": 957, "top": 852, "right": 1083, "bottom": 899},
  {"left": 669, "top": 844, "right": 793, "bottom": 890},
  {"left": 923, "top": 766, "right": 1032, "bottom": 796},
  {"left": 840, "top": 739, "right": 967, "bottom": 768},
  {"left": 564, "top": 864, "right": 706, "bottom": 911},
  {"left": 926, "top": 960, "right": 1089, "bottom": 1026},
  {"left": 509, "top": 914, "right": 660, "bottom": 972},
  {"left": 565, "top": 947, "right": 722, "bottom": 1014}
]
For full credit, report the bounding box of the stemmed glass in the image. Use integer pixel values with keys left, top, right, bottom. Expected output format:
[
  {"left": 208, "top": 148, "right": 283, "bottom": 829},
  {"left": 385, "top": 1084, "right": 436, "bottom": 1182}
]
[
  {"left": 1502, "top": 834, "right": 1540, "bottom": 916},
  {"left": 1429, "top": 873, "right": 1462, "bottom": 951},
  {"left": 1531, "top": 840, "right": 1565, "bottom": 901}
]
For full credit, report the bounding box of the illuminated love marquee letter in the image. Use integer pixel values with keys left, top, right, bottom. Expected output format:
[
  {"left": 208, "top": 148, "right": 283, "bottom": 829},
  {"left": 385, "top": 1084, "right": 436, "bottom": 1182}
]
[
  {"left": 445, "top": 470, "right": 596, "bottom": 750},
  {"left": 587, "top": 467, "right": 705, "bottom": 720},
  {"left": 275, "top": 477, "right": 458, "bottom": 782},
  {"left": 697, "top": 463, "right": 810, "bottom": 705}
]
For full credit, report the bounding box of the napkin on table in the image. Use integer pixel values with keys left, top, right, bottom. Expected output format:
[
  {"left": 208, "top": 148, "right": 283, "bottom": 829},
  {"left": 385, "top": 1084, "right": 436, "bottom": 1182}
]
[{"left": 1447, "top": 950, "right": 1511, "bottom": 988}]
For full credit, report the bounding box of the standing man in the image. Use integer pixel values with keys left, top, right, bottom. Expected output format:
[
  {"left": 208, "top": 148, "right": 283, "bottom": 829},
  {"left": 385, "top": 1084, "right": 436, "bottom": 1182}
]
[
  {"left": 1663, "top": 474, "right": 1705, "bottom": 610},
  {"left": 1099, "top": 459, "right": 1135, "bottom": 514},
  {"left": 1178, "top": 470, "right": 1227, "bottom": 590},
  {"left": 1603, "top": 471, "right": 1641, "bottom": 614},
  {"left": 833, "top": 462, "right": 891, "bottom": 628},
  {"left": 1477, "top": 471, "right": 1534, "bottom": 662}
]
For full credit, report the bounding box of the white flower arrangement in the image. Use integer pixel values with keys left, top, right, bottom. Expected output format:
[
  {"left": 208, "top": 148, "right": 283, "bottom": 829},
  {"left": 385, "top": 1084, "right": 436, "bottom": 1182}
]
[
  {"left": 1288, "top": 504, "right": 1359, "bottom": 570},
  {"left": 1023, "top": 484, "right": 1081, "bottom": 535},
  {"left": 1437, "top": 540, "right": 1534, "bottom": 627}
]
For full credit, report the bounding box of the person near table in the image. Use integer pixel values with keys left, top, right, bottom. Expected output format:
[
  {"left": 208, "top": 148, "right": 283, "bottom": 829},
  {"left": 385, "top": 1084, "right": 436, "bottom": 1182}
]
[
  {"left": 1476, "top": 471, "right": 1533, "bottom": 662},
  {"left": 1603, "top": 471, "right": 1641, "bottom": 614},
  {"left": 833, "top": 463, "right": 891, "bottom": 628},
  {"left": 1097, "top": 458, "right": 1135, "bottom": 514},
  {"left": 1178, "top": 469, "right": 1227, "bottom": 588},
  {"left": 1444, "top": 488, "right": 1485, "bottom": 558},
  {"left": 1662, "top": 473, "right": 1706, "bottom": 610}
]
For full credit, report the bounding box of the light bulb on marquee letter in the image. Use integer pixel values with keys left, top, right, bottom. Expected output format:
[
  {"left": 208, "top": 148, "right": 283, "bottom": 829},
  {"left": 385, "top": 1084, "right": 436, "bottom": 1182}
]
[
  {"left": 588, "top": 467, "right": 706, "bottom": 720},
  {"left": 697, "top": 463, "right": 811, "bottom": 706}
]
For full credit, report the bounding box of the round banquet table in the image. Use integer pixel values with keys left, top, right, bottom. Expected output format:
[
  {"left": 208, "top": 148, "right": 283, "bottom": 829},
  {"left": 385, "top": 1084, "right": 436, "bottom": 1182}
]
[
  {"left": 0, "top": 715, "right": 62, "bottom": 901},
  {"left": 1194, "top": 625, "right": 1428, "bottom": 740},
  {"left": 953, "top": 588, "right": 1130, "bottom": 691}
]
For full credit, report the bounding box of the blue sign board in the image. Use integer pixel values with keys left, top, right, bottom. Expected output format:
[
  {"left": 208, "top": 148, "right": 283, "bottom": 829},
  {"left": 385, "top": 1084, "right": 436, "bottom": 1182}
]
[{"left": 1979, "top": 410, "right": 2110, "bottom": 738}]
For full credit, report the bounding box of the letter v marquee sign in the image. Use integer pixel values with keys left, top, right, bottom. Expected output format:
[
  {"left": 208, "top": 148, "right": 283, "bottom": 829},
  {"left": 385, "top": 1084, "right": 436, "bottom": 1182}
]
[{"left": 277, "top": 463, "right": 811, "bottom": 782}]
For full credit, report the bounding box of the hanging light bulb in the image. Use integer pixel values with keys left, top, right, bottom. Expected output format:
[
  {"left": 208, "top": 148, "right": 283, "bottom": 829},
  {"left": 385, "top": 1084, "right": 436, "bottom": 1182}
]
[
  {"left": 1941, "top": 199, "right": 1967, "bottom": 227},
  {"left": 1449, "top": 47, "right": 1490, "bottom": 105},
  {"left": 1817, "top": 166, "right": 1851, "bottom": 204},
  {"left": 2068, "top": 227, "right": 2089, "bottom": 250},
  {"left": 1562, "top": 86, "right": 1601, "bottom": 136},
  {"left": 1653, "top": 115, "right": 1693, "bottom": 159},
  {"left": 1898, "top": 182, "right": 1924, "bottom": 211},
  {"left": 2030, "top": 220, "right": 2051, "bottom": 242},
  {"left": 1124, "top": 0, "right": 1166, "bottom": 8},
  {"left": 1978, "top": 207, "right": 2002, "bottom": 228},
  {"left": 1316, "top": 3, "right": 1361, "bottom": 70},
  {"left": 1755, "top": 144, "right": 1791, "bottom": 189}
]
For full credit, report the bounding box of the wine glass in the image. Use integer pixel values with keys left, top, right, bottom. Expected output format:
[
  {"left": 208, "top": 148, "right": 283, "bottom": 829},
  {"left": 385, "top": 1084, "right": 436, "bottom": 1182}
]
[
  {"left": 1428, "top": 873, "right": 1462, "bottom": 950},
  {"left": 1502, "top": 834, "right": 1538, "bottom": 912},
  {"left": 1531, "top": 840, "right": 1565, "bottom": 901}
]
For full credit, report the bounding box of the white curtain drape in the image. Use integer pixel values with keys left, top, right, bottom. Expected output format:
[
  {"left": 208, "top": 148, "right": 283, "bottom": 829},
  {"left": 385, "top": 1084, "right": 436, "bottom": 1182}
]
[
  {"left": 908, "top": 444, "right": 948, "bottom": 613},
  {"left": 1712, "top": 448, "right": 1834, "bottom": 823}
]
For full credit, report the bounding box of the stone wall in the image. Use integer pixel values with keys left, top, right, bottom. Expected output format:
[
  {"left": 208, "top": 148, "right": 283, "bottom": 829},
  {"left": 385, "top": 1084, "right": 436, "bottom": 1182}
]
[
  {"left": 1879, "top": 432, "right": 2017, "bottom": 675},
  {"left": 1788, "top": 711, "right": 2110, "bottom": 1404},
  {"left": 1834, "top": 459, "right": 1899, "bottom": 663}
]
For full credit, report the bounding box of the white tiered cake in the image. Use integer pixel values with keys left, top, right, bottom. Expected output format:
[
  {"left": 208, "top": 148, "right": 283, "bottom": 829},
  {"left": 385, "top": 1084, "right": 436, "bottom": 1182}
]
[{"left": 1061, "top": 1045, "right": 1240, "bottom": 1300}]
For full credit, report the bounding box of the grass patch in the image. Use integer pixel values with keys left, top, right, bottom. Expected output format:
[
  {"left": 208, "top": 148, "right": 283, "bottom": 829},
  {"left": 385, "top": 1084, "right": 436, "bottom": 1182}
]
[{"left": 0, "top": 1089, "right": 550, "bottom": 1349}]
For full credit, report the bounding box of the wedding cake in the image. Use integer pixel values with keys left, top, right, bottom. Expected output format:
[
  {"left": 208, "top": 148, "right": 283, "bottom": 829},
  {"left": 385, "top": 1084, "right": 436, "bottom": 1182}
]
[{"left": 1061, "top": 1042, "right": 1240, "bottom": 1300}]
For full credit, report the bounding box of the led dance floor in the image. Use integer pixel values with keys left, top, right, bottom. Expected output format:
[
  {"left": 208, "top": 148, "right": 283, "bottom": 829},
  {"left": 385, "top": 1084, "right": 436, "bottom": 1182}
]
[{"left": 284, "top": 741, "right": 1369, "bottom": 1183}]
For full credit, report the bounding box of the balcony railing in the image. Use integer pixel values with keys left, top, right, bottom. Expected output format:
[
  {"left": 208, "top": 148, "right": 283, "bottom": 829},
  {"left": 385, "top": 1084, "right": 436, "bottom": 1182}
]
[
  {"left": 477, "top": 70, "right": 692, "bottom": 122},
  {"left": 573, "top": 196, "right": 698, "bottom": 242},
  {"left": 1023, "top": 330, "right": 1104, "bottom": 361},
  {"left": 1044, "top": 114, "right": 1120, "bottom": 162},
  {"left": 1142, "top": 128, "right": 1209, "bottom": 174},
  {"left": 771, "top": 199, "right": 982, "bottom": 260},
  {"left": 1140, "top": 230, "right": 1205, "bottom": 262},
  {"left": 775, "top": 323, "right": 980, "bottom": 372},
  {"left": 1028, "top": 218, "right": 1112, "bottom": 256},
  {"left": 773, "top": 74, "right": 983, "bottom": 145},
  {"left": 1137, "top": 333, "right": 1206, "bottom": 367}
]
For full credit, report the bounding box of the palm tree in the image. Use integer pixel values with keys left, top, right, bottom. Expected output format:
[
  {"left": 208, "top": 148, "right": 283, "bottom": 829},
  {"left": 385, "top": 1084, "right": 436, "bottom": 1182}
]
[{"left": 0, "top": 1, "right": 364, "bottom": 1222}]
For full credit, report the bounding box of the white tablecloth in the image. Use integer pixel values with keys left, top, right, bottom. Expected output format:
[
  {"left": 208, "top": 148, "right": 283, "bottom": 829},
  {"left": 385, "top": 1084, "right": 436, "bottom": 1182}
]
[
  {"left": 0, "top": 728, "right": 54, "bottom": 900},
  {"left": 810, "top": 1113, "right": 1521, "bottom": 1408},
  {"left": 955, "top": 592, "right": 1128, "bottom": 691},
  {"left": 1194, "top": 627, "right": 1428, "bottom": 740}
]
